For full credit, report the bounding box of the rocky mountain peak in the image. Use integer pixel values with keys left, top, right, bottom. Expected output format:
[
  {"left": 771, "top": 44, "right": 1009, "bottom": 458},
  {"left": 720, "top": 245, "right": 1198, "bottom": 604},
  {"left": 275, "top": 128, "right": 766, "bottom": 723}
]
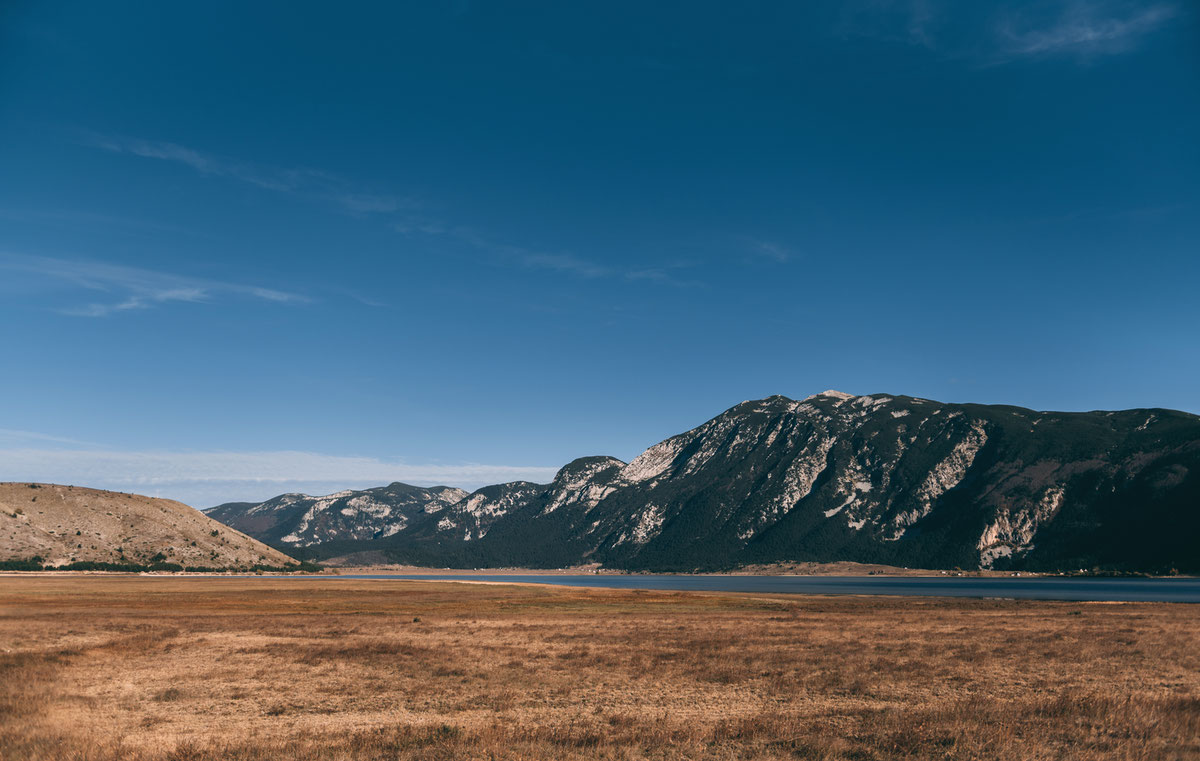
[
  {"left": 553, "top": 456, "right": 626, "bottom": 483},
  {"left": 807, "top": 389, "right": 857, "bottom": 401}
]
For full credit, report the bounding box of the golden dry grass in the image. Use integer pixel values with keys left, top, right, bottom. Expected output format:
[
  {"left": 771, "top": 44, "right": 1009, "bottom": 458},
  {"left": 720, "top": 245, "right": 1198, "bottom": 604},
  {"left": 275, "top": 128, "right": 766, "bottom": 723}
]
[{"left": 0, "top": 576, "right": 1197, "bottom": 760}]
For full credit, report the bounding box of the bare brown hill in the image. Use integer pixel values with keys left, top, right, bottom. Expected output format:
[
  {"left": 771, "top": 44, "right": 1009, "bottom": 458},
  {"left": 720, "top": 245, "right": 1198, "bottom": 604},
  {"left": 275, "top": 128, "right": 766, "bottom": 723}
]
[{"left": 0, "top": 483, "right": 298, "bottom": 568}]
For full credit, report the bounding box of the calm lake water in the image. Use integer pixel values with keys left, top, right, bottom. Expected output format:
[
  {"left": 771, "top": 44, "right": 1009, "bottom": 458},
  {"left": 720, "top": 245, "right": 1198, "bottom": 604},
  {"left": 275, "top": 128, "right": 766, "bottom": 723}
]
[{"left": 321, "top": 574, "right": 1200, "bottom": 603}]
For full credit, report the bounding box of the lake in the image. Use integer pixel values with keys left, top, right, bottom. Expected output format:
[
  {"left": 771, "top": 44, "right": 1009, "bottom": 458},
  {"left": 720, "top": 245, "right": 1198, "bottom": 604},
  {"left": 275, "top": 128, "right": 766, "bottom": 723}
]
[{"left": 322, "top": 573, "right": 1200, "bottom": 603}]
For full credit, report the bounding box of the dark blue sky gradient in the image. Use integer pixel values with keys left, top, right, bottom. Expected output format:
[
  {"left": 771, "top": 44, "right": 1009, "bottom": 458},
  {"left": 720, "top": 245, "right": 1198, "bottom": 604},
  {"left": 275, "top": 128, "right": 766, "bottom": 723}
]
[{"left": 1, "top": 2, "right": 1196, "bottom": 504}]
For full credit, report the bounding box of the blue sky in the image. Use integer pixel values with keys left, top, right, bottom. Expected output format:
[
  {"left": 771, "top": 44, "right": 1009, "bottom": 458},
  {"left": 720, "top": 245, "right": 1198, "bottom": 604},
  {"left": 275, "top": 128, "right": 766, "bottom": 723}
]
[{"left": 1, "top": 1, "right": 1197, "bottom": 506}]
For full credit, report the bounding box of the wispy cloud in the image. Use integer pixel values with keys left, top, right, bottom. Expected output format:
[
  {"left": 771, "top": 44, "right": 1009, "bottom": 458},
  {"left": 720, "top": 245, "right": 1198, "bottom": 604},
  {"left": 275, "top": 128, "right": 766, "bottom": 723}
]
[
  {"left": 332, "top": 193, "right": 413, "bottom": 215},
  {"left": 841, "top": 1, "right": 1178, "bottom": 63},
  {"left": 0, "top": 443, "right": 560, "bottom": 507},
  {"left": 838, "top": 0, "right": 946, "bottom": 48},
  {"left": 902, "top": 0, "right": 937, "bottom": 47},
  {"left": 329, "top": 287, "right": 390, "bottom": 309},
  {"left": 398, "top": 223, "right": 705, "bottom": 285},
  {"left": 522, "top": 252, "right": 611, "bottom": 278},
  {"left": 0, "top": 252, "right": 308, "bottom": 317},
  {"left": 0, "top": 208, "right": 205, "bottom": 238},
  {"left": 87, "top": 134, "right": 415, "bottom": 216},
  {"left": 0, "top": 429, "right": 101, "bottom": 447},
  {"left": 405, "top": 224, "right": 622, "bottom": 279},
  {"left": 745, "top": 239, "right": 793, "bottom": 264},
  {"left": 393, "top": 216, "right": 449, "bottom": 236},
  {"left": 90, "top": 134, "right": 693, "bottom": 288},
  {"left": 996, "top": 2, "right": 1178, "bottom": 59},
  {"left": 623, "top": 263, "right": 704, "bottom": 288},
  {"left": 90, "top": 135, "right": 293, "bottom": 191}
]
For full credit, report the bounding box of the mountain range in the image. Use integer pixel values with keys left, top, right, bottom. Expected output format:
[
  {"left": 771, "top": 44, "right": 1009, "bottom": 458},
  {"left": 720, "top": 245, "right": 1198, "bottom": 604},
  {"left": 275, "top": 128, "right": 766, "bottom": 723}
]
[{"left": 206, "top": 391, "right": 1200, "bottom": 573}]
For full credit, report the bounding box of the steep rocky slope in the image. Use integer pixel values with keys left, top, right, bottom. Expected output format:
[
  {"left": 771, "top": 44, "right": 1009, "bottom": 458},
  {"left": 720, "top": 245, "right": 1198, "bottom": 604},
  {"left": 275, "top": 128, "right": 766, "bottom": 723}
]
[
  {"left": 207, "top": 482, "right": 467, "bottom": 547},
  {"left": 1, "top": 483, "right": 299, "bottom": 568},
  {"left": 208, "top": 392, "right": 1200, "bottom": 573}
]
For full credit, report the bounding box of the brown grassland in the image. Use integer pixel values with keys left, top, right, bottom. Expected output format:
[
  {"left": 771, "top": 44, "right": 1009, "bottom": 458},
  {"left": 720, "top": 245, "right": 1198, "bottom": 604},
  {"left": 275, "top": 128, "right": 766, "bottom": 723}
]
[{"left": 1, "top": 576, "right": 1197, "bottom": 760}]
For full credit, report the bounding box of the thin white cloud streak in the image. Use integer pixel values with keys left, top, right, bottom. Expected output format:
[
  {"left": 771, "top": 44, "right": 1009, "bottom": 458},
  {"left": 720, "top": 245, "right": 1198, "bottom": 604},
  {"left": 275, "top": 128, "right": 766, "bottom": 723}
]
[
  {"left": 746, "top": 239, "right": 792, "bottom": 263},
  {"left": 409, "top": 224, "right": 618, "bottom": 279},
  {"left": 92, "top": 135, "right": 701, "bottom": 286},
  {"left": 399, "top": 223, "right": 709, "bottom": 284},
  {"left": 0, "top": 429, "right": 100, "bottom": 447},
  {"left": 0, "top": 252, "right": 308, "bottom": 317},
  {"left": 997, "top": 2, "right": 1178, "bottom": 58},
  {"left": 88, "top": 134, "right": 415, "bottom": 216},
  {"left": 522, "top": 252, "right": 611, "bottom": 278},
  {"left": 623, "top": 264, "right": 704, "bottom": 288},
  {"left": 90, "top": 136, "right": 293, "bottom": 191},
  {"left": 904, "top": 0, "right": 936, "bottom": 47},
  {"left": 841, "top": 1, "right": 1178, "bottom": 63},
  {"left": 837, "top": 0, "right": 947, "bottom": 48},
  {"left": 333, "top": 193, "right": 413, "bottom": 215},
  {"left": 0, "top": 208, "right": 203, "bottom": 237},
  {"left": 0, "top": 447, "right": 560, "bottom": 507}
]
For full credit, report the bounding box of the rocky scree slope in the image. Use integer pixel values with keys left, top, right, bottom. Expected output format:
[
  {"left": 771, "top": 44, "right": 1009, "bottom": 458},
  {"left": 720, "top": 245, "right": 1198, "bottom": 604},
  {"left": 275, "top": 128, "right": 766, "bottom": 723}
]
[{"left": 207, "top": 392, "right": 1200, "bottom": 573}]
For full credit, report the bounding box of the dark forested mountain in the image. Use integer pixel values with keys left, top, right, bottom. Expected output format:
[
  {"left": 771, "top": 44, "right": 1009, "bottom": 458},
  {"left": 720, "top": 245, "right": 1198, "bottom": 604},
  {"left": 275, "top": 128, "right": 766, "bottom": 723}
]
[{"left": 207, "top": 392, "right": 1200, "bottom": 573}]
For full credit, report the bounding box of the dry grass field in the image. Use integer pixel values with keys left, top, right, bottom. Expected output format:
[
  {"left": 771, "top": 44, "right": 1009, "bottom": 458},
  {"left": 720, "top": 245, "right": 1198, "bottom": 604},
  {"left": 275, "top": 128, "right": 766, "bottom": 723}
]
[{"left": 1, "top": 576, "right": 1197, "bottom": 760}]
